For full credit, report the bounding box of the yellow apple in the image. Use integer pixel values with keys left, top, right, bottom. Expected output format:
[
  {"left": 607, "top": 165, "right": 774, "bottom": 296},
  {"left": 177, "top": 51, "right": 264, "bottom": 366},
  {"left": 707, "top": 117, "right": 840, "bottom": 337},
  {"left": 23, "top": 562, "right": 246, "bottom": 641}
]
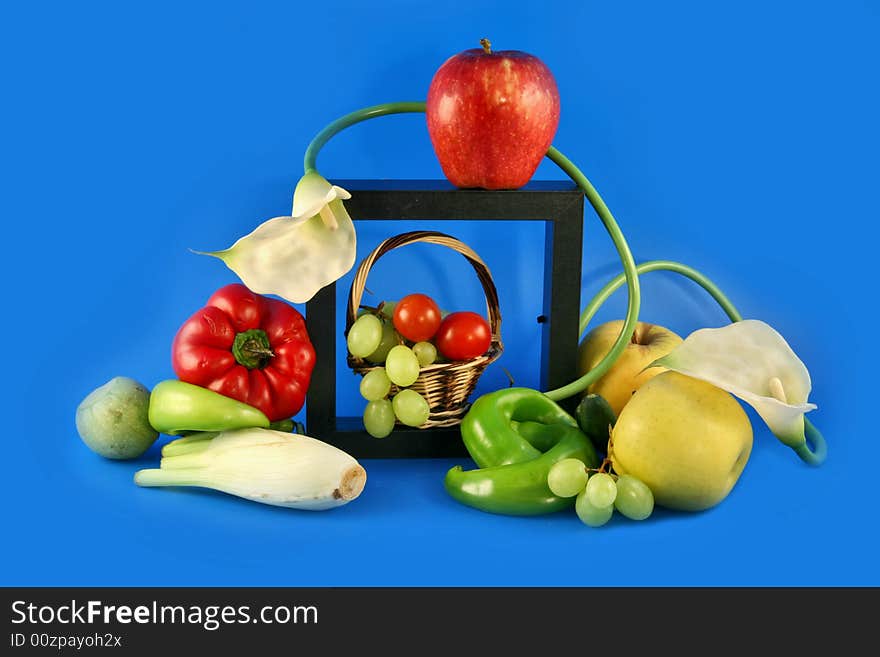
[
  {"left": 577, "top": 320, "right": 683, "bottom": 416},
  {"left": 610, "top": 371, "right": 753, "bottom": 511}
]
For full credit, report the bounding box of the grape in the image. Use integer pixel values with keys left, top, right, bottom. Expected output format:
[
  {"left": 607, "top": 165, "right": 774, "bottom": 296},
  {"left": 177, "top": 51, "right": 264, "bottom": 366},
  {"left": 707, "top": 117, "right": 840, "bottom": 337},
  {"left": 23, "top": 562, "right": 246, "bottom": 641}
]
[
  {"left": 347, "top": 314, "right": 383, "bottom": 358},
  {"left": 366, "top": 319, "right": 399, "bottom": 364},
  {"left": 385, "top": 345, "right": 420, "bottom": 387},
  {"left": 576, "top": 488, "right": 614, "bottom": 527},
  {"left": 392, "top": 389, "right": 430, "bottom": 427},
  {"left": 359, "top": 368, "right": 391, "bottom": 401},
  {"left": 614, "top": 475, "right": 655, "bottom": 520},
  {"left": 363, "top": 399, "right": 395, "bottom": 438},
  {"left": 412, "top": 341, "right": 437, "bottom": 367},
  {"left": 585, "top": 472, "right": 617, "bottom": 508},
  {"left": 547, "top": 458, "right": 588, "bottom": 498},
  {"left": 379, "top": 300, "right": 397, "bottom": 320}
]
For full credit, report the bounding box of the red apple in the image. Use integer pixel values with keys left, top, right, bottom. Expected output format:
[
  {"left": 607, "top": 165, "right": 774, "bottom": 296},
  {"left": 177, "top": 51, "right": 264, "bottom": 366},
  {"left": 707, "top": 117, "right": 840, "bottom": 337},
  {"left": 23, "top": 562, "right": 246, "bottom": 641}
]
[{"left": 426, "top": 38, "right": 560, "bottom": 190}]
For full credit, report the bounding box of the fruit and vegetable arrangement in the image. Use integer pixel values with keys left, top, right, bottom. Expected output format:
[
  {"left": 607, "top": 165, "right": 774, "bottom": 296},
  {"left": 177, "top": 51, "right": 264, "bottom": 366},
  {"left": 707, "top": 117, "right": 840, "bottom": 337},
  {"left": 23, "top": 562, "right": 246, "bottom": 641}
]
[{"left": 75, "top": 39, "right": 827, "bottom": 528}]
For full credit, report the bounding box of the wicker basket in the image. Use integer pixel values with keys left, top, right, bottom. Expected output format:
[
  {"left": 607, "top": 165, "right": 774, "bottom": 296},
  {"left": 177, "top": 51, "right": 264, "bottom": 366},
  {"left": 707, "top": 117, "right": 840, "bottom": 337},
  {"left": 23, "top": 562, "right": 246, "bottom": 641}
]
[{"left": 346, "top": 230, "right": 504, "bottom": 428}]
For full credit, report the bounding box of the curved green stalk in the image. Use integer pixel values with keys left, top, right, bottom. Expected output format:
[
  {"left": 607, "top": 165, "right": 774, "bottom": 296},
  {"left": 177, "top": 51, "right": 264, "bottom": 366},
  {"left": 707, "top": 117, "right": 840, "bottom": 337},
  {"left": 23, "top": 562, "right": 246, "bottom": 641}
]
[
  {"left": 299, "top": 101, "right": 825, "bottom": 466},
  {"left": 797, "top": 421, "right": 827, "bottom": 466},
  {"left": 303, "top": 102, "right": 427, "bottom": 174},
  {"left": 578, "top": 260, "right": 742, "bottom": 336},
  {"left": 541, "top": 147, "right": 641, "bottom": 402}
]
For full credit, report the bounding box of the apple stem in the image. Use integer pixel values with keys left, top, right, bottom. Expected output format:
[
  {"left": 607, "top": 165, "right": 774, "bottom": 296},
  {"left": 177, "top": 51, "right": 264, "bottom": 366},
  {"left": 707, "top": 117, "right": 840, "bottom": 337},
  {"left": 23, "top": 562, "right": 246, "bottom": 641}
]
[{"left": 480, "top": 38, "right": 492, "bottom": 54}]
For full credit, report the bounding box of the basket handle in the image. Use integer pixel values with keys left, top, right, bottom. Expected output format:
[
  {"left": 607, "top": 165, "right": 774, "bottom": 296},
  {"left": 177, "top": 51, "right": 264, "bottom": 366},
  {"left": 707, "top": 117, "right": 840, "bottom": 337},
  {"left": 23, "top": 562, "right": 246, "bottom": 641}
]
[{"left": 345, "top": 230, "right": 503, "bottom": 344}]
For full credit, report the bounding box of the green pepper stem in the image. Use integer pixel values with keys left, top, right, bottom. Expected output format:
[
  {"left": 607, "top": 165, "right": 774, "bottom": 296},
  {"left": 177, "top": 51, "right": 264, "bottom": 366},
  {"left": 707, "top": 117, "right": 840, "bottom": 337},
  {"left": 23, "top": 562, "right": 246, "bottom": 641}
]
[
  {"left": 300, "top": 101, "right": 826, "bottom": 466},
  {"left": 269, "top": 418, "right": 295, "bottom": 433},
  {"left": 232, "top": 329, "right": 274, "bottom": 370}
]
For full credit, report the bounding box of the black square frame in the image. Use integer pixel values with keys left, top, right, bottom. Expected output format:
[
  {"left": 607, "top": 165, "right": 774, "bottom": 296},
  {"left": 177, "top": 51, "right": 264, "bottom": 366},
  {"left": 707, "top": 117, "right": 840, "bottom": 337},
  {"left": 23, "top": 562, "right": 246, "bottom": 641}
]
[{"left": 305, "top": 179, "right": 584, "bottom": 458}]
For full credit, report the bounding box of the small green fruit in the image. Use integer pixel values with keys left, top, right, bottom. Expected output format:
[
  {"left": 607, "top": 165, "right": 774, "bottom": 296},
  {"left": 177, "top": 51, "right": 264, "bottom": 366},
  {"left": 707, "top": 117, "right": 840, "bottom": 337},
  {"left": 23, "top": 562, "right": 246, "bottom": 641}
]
[{"left": 75, "top": 376, "right": 159, "bottom": 459}]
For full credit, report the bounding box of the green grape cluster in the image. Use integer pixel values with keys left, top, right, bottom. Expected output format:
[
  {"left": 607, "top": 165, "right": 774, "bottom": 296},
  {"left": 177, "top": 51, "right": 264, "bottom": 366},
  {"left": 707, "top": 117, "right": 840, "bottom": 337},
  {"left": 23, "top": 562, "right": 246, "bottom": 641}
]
[
  {"left": 348, "top": 304, "right": 435, "bottom": 438},
  {"left": 547, "top": 459, "right": 655, "bottom": 527}
]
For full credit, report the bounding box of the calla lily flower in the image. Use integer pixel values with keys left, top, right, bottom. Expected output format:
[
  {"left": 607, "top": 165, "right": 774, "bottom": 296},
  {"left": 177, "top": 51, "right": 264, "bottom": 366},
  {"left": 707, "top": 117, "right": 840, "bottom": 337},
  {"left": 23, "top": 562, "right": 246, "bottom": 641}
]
[
  {"left": 196, "top": 171, "right": 356, "bottom": 304},
  {"left": 651, "top": 320, "right": 817, "bottom": 450}
]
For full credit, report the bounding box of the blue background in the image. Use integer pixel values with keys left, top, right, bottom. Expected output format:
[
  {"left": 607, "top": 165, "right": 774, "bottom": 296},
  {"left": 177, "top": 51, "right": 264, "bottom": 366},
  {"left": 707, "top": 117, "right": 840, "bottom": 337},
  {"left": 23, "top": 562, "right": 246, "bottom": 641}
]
[{"left": 2, "top": 0, "right": 878, "bottom": 586}]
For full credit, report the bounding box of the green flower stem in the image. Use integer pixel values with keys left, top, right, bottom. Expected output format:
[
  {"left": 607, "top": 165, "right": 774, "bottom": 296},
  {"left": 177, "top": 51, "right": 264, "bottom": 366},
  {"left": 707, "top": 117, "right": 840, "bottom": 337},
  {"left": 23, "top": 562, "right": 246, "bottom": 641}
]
[
  {"left": 578, "top": 260, "right": 743, "bottom": 336},
  {"left": 797, "top": 421, "right": 827, "bottom": 466},
  {"left": 573, "top": 258, "right": 826, "bottom": 466},
  {"left": 303, "top": 102, "right": 428, "bottom": 174},
  {"left": 541, "top": 146, "right": 641, "bottom": 403},
  {"left": 301, "top": 101, "right": 826, "bottom": 466}
]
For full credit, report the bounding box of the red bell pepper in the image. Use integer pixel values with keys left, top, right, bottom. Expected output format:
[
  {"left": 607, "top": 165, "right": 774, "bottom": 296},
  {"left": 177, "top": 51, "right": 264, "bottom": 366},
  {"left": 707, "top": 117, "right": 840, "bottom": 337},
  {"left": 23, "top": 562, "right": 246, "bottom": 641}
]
[{"left": 171, "top": 284, "right": 316, "bottom": 422}]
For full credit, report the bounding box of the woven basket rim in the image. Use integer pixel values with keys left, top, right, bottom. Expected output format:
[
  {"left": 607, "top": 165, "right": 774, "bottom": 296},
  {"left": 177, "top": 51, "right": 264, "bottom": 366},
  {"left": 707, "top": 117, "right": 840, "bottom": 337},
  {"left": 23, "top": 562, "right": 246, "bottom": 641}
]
[{"left": 344, "top": 230, "right": 504, "bottom": 349}]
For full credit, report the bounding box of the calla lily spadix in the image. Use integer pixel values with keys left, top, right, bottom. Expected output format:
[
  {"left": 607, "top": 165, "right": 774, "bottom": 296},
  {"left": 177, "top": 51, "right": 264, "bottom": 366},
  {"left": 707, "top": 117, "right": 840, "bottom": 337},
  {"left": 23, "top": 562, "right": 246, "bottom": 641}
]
[
  {"left": 651, "top": 320, "right": 817, "bottom": 452},
  {"left": 194, "top": 172, "right": 356, "bottom": 304}
]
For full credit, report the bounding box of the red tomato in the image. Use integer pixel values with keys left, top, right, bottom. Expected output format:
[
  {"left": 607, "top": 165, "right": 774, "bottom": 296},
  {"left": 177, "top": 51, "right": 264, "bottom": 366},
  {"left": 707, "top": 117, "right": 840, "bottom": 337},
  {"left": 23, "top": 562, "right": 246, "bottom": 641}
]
[
  {"left": 435, "top": 311, "right": 492, "bottom": 361},
  {"left": 393, "top": 293, "right": 442, "bottom": 342}
]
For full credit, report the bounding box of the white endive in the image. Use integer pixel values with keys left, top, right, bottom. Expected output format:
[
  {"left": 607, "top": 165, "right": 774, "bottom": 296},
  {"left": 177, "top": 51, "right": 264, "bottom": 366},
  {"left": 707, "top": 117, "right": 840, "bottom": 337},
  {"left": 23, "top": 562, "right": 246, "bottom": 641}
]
[
  {"left": 134, "top": 428, "right": 367, "bottom": 510},
  {"left": 196, "top": 172, "right": 356, "bottom": 304},
  {"left": 651, "top": 320, "right": 817, "bottom": 449}
]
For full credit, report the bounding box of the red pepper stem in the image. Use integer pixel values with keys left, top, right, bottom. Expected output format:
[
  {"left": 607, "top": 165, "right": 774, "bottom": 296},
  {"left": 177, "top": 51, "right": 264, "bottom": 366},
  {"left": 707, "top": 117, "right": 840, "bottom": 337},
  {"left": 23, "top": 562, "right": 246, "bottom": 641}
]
[{"left": 232, "top": 329, "right": 275, "bottom": 370}]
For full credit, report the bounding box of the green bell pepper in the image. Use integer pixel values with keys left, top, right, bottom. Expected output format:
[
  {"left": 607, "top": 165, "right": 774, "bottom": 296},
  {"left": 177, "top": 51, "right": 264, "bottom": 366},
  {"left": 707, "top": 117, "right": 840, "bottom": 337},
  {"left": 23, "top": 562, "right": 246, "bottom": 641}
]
[
  {"left": 148, "top": 380, "right": 271, "bottom": 435},
  {"left": 459, "top": 387, "right": 582, "bottom": 468},
  {"left": 445, "top": 388, "right": 599, "bottom": 516}
]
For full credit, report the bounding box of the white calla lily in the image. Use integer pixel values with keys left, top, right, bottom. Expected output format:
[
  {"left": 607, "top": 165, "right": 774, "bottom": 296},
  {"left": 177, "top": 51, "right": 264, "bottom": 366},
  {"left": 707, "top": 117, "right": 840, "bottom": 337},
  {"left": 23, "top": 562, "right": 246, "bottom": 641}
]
[
  {"left": 196, "top": 172, "right": 356, "bottom": 304},
  {"left": 651, "top": 320, "right": 817, "bottom": 449},
  {"left": 291, "top": 170, "right": 352, "bottom": 229}
]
